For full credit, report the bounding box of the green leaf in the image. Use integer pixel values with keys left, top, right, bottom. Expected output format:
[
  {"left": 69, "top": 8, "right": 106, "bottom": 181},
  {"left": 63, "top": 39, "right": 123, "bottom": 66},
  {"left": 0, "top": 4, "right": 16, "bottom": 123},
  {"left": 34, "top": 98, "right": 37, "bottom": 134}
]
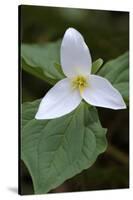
[
  {"left": 21, "top": 40, "right": 65, "bottom": 85},
  {"left": 54, "top": 62, "right": 65, "bottom": 77},
  {"left": 21, "top": 99, "right": 107, "bottom": 194},
  {"left": 92, "top": 58, "right": 103, "bottom": 74},
  {"left": 98, "top": 52, "right": 129, "bottom": 103}
]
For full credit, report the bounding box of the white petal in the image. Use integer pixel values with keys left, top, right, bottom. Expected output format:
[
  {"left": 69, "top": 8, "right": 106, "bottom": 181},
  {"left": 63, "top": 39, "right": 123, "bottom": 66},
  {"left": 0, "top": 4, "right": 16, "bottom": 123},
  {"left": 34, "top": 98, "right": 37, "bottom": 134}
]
[
  {"left": 81, "top": 75, "right": 126, "bottom": 110},
  {"left": 35, "top": 78, "right": 82, "bottom": 119},
  {"left": 61, "top": 27, "right": 92, "bottom": 77}
]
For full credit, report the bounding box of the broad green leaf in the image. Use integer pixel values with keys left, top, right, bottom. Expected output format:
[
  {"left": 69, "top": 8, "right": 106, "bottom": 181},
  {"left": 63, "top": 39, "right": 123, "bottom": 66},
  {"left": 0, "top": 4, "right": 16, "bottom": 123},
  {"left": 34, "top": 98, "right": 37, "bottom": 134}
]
[
  {"left": 21, "top": 99, "right": 107, "bottom": 194},
  {"left": 98, "top": 52, "right": 129, "bottom": 103},
  {"left": 92, "top": 58, "right": 103, "bottom": 74},
  {"left": 21, "top": 40, "right": 65, "bottom": 85},
  {"left": 54, "top": 63, "right": 65, "bottom": 77}
]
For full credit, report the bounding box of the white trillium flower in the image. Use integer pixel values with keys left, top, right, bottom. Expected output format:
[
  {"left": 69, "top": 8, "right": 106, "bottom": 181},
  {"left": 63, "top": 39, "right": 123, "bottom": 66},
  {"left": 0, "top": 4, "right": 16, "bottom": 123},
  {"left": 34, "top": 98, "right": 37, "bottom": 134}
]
[{"left": 35, "top": 28, "right": 126, "bottom": 120}]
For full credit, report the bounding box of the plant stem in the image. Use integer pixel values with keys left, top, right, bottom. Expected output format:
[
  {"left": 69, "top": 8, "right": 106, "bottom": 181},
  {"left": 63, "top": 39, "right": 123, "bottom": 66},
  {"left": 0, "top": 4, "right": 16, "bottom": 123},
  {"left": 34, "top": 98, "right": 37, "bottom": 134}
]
[{"left": 106, "top": 144, "right": 129, "bottom": 165}]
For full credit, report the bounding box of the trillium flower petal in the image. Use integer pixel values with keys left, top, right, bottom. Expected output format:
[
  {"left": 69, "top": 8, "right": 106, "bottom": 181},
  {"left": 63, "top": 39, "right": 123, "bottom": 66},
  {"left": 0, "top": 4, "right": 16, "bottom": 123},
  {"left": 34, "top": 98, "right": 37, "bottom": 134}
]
[
  {"left": 61, "top": 28, "right": 92, "bottom": 77},
  {"left": 81, "top": 75, "right": 126, "bottom": 110},
  {"left": 35, "top": 78, "right": 82, "bottom": 119}
]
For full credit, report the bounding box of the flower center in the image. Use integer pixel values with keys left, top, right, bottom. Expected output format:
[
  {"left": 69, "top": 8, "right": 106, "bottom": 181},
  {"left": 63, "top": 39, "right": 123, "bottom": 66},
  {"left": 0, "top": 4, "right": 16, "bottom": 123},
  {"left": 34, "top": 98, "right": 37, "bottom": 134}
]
[{"left": 72, "top": 75, "right": 88, "bottom": 94}]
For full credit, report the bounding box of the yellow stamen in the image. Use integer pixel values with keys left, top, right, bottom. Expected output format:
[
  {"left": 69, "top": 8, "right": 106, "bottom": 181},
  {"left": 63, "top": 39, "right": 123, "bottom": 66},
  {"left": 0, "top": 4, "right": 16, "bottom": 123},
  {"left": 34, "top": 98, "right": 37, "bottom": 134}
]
[{"left": 72, "top": 75, "right": 88, "bottom": 94}]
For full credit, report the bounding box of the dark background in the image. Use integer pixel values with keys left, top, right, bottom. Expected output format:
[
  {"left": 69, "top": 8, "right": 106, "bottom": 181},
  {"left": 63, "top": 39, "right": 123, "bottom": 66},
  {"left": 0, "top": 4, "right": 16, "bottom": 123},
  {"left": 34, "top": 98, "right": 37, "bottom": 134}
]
[{"left": 20, "top": 5, "right": 129, "bottom": 195}]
